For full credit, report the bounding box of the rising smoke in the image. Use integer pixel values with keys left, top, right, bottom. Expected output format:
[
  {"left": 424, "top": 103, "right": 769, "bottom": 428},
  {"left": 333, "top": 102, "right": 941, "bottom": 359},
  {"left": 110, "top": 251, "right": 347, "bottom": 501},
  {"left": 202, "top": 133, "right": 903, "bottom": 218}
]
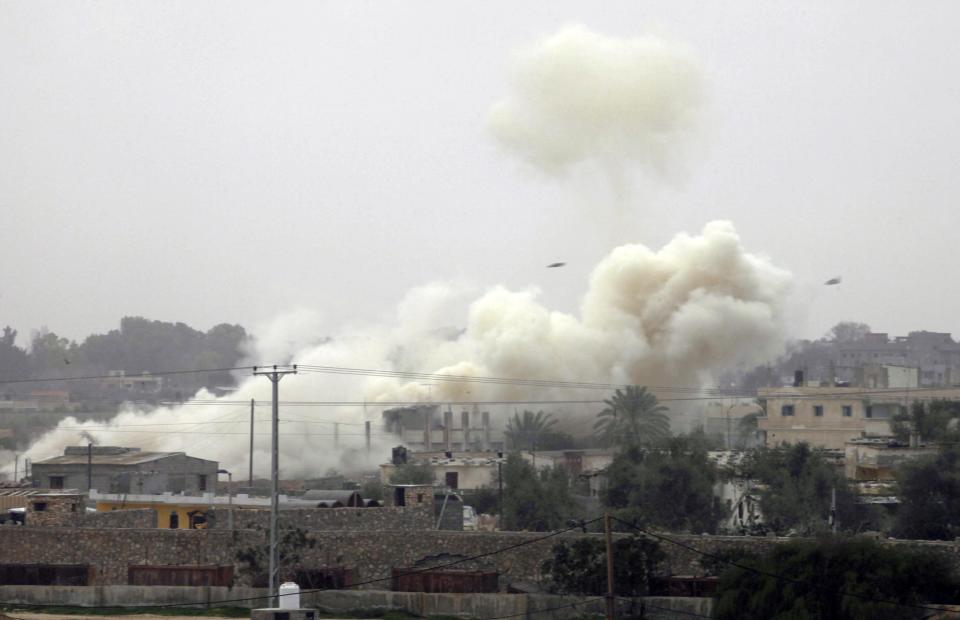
[
  {"left": 10, "top": 24, "right": 791, "bottom": 479},
  {"left": 13, "top": 221, "right": 789, "bottom": 478},
  {"left": 489, "top": 24, "right": 703, "bottom": 183}
]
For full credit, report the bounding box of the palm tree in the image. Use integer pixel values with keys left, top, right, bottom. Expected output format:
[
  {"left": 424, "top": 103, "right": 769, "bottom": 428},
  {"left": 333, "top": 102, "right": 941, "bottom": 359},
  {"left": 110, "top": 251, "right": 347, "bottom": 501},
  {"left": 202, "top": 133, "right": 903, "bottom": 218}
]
[
  {"left": 594, "top": 386, "right": 669, "bottom": 449},
  {"left": 505, "top": 410, "right": 557, "bottom": 451}
]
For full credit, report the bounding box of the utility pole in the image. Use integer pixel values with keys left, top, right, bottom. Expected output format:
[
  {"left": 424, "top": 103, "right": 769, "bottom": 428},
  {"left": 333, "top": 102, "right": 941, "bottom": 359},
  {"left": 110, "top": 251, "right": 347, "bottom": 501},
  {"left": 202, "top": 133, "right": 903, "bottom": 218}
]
[
  {"left": 87, "top": 443, "right": 93, "bottom": 492},
  {"left": 497, "top": 455, "right": 504, "bottom": 528},
  {"left": 604, "top": 513, "right": 615, "bottom": 620},
  {"left": 364, "top": 421, "right": 371, "bottom": 454},
  {"left": 253, "top": 365, "right": 297, "bottom": 607},
  {"left": 249, "top": 399, "right": 255, "bottom": 486},
  {"left": 830, "top": 486, "right": 837, "bottom": 534}
]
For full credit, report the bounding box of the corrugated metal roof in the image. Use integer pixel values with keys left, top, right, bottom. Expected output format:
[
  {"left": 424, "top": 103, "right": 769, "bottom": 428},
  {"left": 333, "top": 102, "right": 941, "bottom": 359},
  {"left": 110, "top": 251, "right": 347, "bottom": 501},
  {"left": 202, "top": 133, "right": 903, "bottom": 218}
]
[{"left": 33, "top": 451, "right": 187, "bottom": 466}]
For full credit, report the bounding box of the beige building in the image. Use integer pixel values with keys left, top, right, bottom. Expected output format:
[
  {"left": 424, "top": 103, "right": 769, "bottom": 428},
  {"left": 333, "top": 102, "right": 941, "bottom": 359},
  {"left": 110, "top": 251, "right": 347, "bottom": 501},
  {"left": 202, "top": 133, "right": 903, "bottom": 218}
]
[
  {"left": 380, "top": 451, "right": 502, "bottom": 490},
  {"left": 844, "top": 438, "right": 936, "bottom": 480},
  {"left": 758, "top": 386, "right": 960, "bottom": 450},
  {"left": 380, "top": 449, "right": 615, "bottom": 492}
]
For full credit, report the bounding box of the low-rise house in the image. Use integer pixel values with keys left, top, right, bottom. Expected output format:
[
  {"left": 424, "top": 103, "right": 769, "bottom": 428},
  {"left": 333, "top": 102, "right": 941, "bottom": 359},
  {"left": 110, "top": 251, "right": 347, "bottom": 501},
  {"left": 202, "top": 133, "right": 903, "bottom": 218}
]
[
  {"left": 91, "top": 489, "right": 335, "bottom": 529},
  {"left": 844, "top": 438, "right": 937, "bottom": 480},
  {"left": 31, "top": 445, "right": 218, "bottom": 494}
]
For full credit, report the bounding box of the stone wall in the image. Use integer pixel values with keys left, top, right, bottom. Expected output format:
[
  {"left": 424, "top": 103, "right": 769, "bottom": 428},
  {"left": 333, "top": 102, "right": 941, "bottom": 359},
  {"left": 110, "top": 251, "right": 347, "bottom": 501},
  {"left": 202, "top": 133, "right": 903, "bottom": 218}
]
[
  {"left": 25, "top": 494, "right": 86, "bottom": 527},
  {"left": 75, "top": 508, "right": 157, "bottom": 529},
  {"left": 3, "top": 526, "right": 960, "bottom": 592},
  {"left": 207, "top": 504, "right": 433, "bottom": 532}
]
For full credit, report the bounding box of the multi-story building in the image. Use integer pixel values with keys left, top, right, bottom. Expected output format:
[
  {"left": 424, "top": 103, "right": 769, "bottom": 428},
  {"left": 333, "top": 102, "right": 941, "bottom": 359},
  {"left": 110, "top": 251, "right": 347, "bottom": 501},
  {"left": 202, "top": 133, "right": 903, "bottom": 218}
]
[{"left": 757, "top": 386, "right": 960, "bottom": 450}]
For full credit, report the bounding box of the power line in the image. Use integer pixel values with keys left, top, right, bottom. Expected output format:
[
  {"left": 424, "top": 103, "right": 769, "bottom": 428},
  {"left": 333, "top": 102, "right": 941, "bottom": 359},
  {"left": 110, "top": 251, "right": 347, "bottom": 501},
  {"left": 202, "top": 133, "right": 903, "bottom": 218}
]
[{"left": 0, "top": 365, "right": 255, "bottom": 386}]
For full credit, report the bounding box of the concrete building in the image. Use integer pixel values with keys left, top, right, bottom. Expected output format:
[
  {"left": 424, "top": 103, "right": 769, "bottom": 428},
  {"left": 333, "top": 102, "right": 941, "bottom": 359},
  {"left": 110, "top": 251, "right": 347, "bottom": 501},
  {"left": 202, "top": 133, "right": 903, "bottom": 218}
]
[
  {"left": 31, "top": 446, "right": 218, "bottom": 495},
  {"left": 856, "top": 364, "right": 919, "bottom": 389},
  {"left": 757, "top": 386, "right": 960, "bottom": 449},
  {"left": 381, "top": 451, "right": 503, "bottom": 490},
  {"left": 380, "top": 448, "right": 614, "bottom": 493},
  {"left": 844, "top": 438, "right": 937, "bottom": 481},
  {"left": 381, "top": 405, "right": 505, "bottom": 452}
]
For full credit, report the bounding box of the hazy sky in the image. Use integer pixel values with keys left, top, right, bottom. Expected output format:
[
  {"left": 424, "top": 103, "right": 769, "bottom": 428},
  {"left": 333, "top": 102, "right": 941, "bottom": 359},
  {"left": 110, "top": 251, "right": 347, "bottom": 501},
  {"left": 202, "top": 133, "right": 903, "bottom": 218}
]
[{"left": 2, "top": 1, "right": 959, "bottom": 349}]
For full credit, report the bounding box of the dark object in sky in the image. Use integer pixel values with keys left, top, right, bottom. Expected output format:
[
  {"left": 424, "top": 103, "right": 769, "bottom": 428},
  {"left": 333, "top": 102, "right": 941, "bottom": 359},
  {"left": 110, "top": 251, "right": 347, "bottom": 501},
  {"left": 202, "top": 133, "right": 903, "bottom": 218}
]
[
  {"left": 63, "top": 358, "right": 70, "bottom": 364},
  {"left": 546, "top": 262, "right": 566, "bottom": 268},
  {"left": 824, "top": 276, "right": 842, "bottom": 285}
]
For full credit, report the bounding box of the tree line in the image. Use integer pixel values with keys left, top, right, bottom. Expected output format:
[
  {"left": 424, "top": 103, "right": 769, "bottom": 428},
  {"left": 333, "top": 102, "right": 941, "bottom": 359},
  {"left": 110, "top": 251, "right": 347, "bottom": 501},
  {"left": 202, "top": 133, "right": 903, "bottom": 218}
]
[{"left": 0, "top": 317, "right": 249, "bottom": 402}]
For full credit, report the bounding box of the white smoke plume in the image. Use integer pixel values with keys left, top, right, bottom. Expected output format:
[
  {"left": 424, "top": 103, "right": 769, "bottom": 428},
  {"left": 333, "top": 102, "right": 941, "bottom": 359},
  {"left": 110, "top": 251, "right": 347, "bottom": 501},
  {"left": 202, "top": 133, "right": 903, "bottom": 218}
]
[
  {"left": 11, "top": 221, "right": 790, "bottom": 479},
  {"left": 489, "top": 24, "right": 703, "bottom": 181},
  {"left": 7, "top": 26, "right": 791, "bottom": 480}
]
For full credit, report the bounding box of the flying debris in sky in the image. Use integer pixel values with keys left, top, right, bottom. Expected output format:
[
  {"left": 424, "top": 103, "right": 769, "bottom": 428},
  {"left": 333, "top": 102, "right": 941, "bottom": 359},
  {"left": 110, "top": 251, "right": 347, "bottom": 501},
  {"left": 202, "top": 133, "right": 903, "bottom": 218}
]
[
  {"left": 824, "top": 276, "right": 842, "bottom": 286},
  {"left": 546, "top": 262, "right": 566, "bottom": 268}
]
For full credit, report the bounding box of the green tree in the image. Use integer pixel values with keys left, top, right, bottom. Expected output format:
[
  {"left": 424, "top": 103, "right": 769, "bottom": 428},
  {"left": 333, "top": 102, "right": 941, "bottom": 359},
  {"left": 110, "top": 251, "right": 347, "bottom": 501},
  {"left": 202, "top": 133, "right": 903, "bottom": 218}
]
[
  {"left": 891, "top": 400, "right": 960, "bottom": 444},
  {"left": 542, "top": 535, "right": 664, "bottom": 596},
  {"left": 893, "top": 445, "right": 960, "bottom": 540},
  {"left": 500, "top": 453, "right": 575, "bottom": 531},
  {"left": 602, "top": 434, "right": 724, "bottom": 534},
  {"left": 29, "top": 329, "right": 76, "bottom": 375},
  {"left": 360, "top": 480, "right": 384, "bottom": 502},
  {"left": 594, "top": 386, "right": 669, "bottom": 449},
  {"left": 826, "top": 321, "right": 871, "bottom": 343},
  {"left": 0, "top": 326, "right": 29, "bottom": 381},
  {"left": 389, "top": 462, "right": 435, "bottom": 485},
  {"left": 714, "top": 537, "right": 960, "bottom": 620},
  {"left": 504, "top": 410, "right": 576, "bottom": 450},
  {"left": 739, "top": 443, "right": 874, "bottom": 535},
  {"left": 234, "top": 526, "right": 319, "bottom": 586}
]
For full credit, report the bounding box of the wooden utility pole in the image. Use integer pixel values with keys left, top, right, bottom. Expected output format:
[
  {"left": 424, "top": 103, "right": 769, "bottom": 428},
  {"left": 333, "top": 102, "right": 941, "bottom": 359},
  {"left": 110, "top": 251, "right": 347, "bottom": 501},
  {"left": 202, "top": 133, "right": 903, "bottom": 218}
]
[{"left": 604, "top": 513, "right": 615, "bottom": 620}]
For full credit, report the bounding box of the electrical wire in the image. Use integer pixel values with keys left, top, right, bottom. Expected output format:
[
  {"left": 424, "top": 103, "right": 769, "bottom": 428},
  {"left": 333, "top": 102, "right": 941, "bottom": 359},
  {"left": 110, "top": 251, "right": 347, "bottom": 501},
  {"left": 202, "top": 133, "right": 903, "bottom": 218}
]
[{"left": 0, "top": 366, "right": 255, "bottom": 386}]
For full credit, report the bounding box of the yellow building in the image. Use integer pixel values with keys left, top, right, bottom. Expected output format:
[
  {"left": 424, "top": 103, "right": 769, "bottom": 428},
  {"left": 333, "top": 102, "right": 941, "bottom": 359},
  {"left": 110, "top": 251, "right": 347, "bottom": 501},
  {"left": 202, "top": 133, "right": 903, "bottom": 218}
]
[{"left": 90, "top": 490, "right": 318, "bottom": 529}]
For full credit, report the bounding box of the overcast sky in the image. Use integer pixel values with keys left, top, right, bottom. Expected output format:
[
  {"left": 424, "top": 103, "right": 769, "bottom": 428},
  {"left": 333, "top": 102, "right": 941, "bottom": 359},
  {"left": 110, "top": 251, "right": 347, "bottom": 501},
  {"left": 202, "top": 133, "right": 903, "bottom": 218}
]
[{"left": 2, "top": 1, "right": 959, "bottom": 349}]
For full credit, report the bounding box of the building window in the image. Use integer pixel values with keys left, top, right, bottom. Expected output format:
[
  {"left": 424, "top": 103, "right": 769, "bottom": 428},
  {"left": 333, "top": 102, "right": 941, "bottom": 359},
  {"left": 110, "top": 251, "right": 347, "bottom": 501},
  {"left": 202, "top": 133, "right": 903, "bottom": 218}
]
[
  {"left": 842, "top": 405, "right": 852, "bottom": 417},
  {"left": 169, "top": 512, "right": 179, "bottom": 529},
  {"left": 49, "top": 476, "right": 64, "bottom": 489},
  {"left": 33, "top": 502, "right": 47, "bottom": 512},
  {"left": 781, "top": 405, "right": 795, "bottom": 417},
  {"left": 198, "top": 475, "right": 207, "bottom": 492},
  {"left": 445, "top": 472, "right": 459, "bottom": 489},
  {"left": 866, "top": 406, "right": 873, "bottom": 419},
  {"left": 813, "top": 406, "right": 823, "bottom": 417}
]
